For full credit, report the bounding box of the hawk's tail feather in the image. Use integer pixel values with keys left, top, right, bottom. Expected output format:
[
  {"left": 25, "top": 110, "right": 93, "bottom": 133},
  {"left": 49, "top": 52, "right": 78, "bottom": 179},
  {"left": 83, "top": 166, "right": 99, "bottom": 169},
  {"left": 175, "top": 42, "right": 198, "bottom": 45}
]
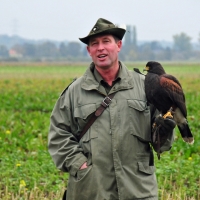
[{"left": 178, "top": 124, "right": 194, "bottom": 144}]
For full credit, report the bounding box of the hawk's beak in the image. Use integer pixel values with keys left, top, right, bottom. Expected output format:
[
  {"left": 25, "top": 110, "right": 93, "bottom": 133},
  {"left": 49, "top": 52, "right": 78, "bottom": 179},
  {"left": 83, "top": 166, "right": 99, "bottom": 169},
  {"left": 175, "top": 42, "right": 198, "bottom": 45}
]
[{"left": 143, "top": 66, "right": 149, "bottom": 72}]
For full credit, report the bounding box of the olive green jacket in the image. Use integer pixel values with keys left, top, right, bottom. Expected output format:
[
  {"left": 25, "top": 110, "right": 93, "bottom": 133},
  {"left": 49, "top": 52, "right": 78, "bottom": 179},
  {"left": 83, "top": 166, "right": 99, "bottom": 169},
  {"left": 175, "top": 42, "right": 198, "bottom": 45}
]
[{"left": 48, "top": 62, "right": 174, "bottom": 200}]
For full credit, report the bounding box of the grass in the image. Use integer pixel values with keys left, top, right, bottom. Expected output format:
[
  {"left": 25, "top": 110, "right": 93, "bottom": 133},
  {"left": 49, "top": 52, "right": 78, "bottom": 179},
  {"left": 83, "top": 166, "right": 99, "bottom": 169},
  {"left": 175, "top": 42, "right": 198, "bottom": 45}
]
[{"left": 0, "top": 62, "right": 199, "bottom": 200}]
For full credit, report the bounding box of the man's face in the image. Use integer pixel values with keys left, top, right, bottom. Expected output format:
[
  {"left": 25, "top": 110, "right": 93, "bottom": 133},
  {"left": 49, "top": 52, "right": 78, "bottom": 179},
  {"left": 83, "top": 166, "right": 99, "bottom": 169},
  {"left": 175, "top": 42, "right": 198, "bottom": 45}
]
[{"left": 87, "top": 34, "right": 122, "bottom": 70}]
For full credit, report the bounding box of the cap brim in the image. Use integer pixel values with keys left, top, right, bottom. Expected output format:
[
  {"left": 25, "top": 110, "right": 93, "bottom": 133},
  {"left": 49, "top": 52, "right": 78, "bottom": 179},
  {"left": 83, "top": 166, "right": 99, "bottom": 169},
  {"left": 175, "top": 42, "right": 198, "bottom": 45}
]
[{"left": 79, "top": 28, "right": 126, "bottom": 45}]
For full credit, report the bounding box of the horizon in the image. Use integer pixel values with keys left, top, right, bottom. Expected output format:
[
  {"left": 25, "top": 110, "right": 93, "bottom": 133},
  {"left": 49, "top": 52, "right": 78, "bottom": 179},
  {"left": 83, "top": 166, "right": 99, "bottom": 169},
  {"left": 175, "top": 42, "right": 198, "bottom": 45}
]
[{"left": 0, "top": 33, "right": 199, "bottom": 46}]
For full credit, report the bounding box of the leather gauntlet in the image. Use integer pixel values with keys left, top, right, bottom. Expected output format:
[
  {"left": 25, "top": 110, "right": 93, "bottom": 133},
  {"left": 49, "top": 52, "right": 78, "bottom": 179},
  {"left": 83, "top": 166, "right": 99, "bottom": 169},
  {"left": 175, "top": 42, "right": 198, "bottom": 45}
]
[{"left": 151, "top": 115, "right": 176, "bottom": 158}]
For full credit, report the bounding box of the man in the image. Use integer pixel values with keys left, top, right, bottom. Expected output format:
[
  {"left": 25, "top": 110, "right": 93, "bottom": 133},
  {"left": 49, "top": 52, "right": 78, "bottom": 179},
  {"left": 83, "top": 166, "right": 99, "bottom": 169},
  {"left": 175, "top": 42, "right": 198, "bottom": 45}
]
[{"left": 48, "top": 18, "right": 175, "bottom": 200}]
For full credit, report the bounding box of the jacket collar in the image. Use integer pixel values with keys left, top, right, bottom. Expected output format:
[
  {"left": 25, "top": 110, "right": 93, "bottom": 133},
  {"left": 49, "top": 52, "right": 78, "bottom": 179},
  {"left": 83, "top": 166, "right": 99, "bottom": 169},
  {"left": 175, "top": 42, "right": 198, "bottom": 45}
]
[{"left": 81, "top": 61, "right": 134, "bottom": 93}]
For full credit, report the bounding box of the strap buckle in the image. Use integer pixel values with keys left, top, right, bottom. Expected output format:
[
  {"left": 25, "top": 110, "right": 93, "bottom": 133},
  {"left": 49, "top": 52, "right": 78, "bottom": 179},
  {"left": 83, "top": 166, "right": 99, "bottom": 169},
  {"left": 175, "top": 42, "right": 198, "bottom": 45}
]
[{"left": 102, "top": 96, "right": 112, "bottom": 107}]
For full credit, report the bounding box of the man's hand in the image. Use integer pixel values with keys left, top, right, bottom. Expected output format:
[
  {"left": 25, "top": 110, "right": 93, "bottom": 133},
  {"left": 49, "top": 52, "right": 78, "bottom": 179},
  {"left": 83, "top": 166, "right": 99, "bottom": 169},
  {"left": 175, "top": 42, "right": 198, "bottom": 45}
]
[
  {"left": 152, "top": 115, "right": 176, "bottom": 156},
  {"left": 79, "top": 162, "right": 88, "bottom": 170},
  {"left": 155, "top": 115, "right": 176, "bottom": 131}
]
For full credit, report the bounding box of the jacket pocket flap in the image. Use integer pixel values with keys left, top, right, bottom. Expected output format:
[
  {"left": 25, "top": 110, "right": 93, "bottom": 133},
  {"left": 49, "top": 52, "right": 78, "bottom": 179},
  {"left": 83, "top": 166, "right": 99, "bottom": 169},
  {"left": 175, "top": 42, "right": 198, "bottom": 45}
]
[
  {"left": 128, "top": 100, "right": 147, "bottom": 111},
  {"left": 138, "top": 162, "right": 155, "bottom": 175},
  {"left": 81, "top": 130, "right": 98, "bottom": 142},
  {"left": 74, "top": 104, "right": 96, "bottom": 119}
]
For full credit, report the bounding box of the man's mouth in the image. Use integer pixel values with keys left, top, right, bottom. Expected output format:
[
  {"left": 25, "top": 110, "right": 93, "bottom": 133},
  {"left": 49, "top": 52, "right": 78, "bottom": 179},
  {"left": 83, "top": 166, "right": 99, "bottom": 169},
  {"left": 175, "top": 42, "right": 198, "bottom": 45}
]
[{"left": 98, "top": 54, "right": 107, "bottom": 58}]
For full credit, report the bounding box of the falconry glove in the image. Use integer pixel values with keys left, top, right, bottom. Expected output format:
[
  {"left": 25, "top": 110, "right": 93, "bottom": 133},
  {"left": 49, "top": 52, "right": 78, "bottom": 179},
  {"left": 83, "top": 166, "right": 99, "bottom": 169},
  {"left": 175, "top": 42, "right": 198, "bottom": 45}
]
[{"left": 152, "top": 115, "right": 176, "bottom": 158}]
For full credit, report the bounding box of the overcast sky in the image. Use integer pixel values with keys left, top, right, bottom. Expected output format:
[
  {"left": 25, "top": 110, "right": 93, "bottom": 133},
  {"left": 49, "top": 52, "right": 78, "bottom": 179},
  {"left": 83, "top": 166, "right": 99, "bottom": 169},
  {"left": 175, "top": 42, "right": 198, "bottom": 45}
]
[{"left": 1, "top": 0, "right": 200, "bottom": 43}]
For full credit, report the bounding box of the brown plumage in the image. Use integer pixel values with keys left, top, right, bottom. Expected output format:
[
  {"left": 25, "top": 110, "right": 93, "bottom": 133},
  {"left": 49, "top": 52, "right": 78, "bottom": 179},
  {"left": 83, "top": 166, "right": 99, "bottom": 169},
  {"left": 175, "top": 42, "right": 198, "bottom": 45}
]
[{"left": 144, "top": 61, "right": 194, "bottom": 144}]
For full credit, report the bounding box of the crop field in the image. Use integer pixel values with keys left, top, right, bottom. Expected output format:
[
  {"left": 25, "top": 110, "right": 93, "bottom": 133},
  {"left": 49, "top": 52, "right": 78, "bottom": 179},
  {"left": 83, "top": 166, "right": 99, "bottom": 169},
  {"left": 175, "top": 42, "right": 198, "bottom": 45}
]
[{"left": 0, "top": 62, "right": 200, "bottom": 200}]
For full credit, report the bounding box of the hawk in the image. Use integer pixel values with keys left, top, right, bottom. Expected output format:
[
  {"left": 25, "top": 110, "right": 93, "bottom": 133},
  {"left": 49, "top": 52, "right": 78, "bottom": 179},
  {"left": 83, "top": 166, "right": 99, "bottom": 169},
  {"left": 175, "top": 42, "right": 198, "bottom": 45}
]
[{"left": 144, "top": 61, "right": 194, "bottom": 144}]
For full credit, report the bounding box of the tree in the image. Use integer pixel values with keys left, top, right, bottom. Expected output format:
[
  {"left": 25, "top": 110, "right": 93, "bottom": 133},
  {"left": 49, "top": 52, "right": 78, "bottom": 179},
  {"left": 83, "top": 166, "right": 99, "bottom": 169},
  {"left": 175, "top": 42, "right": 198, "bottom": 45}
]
[
  {"left": 173, "top": 32, "right": 192, "bottom": 52},
  {"left": 0, "top": 45, "right": 8, "bottom": 57},
  {"left": 163, "top": 47, "right": 172, "bottom": 60},
  {"left": 124, "top": 25, "right": 138, "bottom": 57},
  {"left": 67, "top": 42, "right": 82, "bottom": 57},
  {"left": 36, "top": 42, "right": 58, "bottom": 57},
  {"left": 132, "top": 26, "right": 137, "bottom": 50},
  {"left": 137, "top": 43, "right": 155, "bottom": 61},
  {"left": 23, "top": 43, "right": 36, "bottom": 57},
  {"left": 59, "top": 42, "right": 69, "bottom": 57},
  {"left": 150, "top": 41, "right": 163, "bottom": 51}
]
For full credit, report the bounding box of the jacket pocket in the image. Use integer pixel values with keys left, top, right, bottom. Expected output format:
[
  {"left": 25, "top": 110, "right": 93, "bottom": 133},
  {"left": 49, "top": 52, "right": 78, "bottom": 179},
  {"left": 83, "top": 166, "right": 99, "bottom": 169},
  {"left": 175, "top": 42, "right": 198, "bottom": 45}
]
[
  {"left": 79, "top": 131, "right": 97, "bottom": 165},
  {"left": 67, "top": 165, "right": 98, "bottom": 199},
  {"left": 138, "top": 161, "right": 155, "bottom": 175},
  {"left": 74, "top": 103, "right": 96, "bottom": 120},
  {"left": 76, "top": 165, "right": 92, "bottom": 181},
  {"left": 137, "top": 153, "right": 155, "bottom": 174},
  {"left": 128, "top": 99, "right": 151, "bottom": 142},
  {"left": 74, "top": 103, "right": 97, "bottom": 134},
  {"left": 75, "top": 104, "right": 98, "bottom": 164}
]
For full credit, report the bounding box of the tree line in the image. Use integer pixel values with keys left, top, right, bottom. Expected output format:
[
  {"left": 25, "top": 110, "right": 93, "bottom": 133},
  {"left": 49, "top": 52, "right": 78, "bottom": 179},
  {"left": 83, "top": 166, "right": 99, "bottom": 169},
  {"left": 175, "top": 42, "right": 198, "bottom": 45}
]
[{"left": 0, "top": 32, "right": 200, "bottom": 62}]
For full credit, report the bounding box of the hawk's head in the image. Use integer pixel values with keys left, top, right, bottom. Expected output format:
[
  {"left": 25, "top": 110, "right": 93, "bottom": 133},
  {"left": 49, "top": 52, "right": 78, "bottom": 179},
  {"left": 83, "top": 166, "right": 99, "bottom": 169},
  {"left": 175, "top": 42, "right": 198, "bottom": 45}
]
[{"left": 144, "top": 61, "right": 166, "bottom": 75}]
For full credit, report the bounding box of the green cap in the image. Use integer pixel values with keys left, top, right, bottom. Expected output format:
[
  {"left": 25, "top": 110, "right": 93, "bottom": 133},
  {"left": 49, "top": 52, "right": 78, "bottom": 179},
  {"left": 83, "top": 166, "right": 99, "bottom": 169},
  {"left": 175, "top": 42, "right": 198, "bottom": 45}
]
[{"left": 79, "top": 18, "right": 126, "bottom": 45}]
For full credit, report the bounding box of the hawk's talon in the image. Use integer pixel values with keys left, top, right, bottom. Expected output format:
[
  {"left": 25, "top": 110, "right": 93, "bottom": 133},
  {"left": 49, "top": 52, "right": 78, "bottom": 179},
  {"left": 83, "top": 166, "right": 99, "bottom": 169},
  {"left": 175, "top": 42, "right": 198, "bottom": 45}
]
[{"left": 163, "top": 107, "right": 174, "bottom": 119}]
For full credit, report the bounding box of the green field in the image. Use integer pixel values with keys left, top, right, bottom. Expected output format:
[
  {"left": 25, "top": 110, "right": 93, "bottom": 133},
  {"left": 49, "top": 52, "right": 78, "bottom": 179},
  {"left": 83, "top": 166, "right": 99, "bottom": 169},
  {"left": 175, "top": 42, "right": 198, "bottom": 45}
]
[{"left": 0, "top": 62, "right": 200, "bottom": 200}]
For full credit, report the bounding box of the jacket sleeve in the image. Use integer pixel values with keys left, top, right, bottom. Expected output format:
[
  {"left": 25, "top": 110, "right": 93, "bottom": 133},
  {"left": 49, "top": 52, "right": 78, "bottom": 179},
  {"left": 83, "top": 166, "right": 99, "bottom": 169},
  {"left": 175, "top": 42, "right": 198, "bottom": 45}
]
[
  {"left": 150, "top": 104, "right": 175, "bottom": 153},
  {"left": 48, "top": 90, "right": 87, "bottom": 175}
]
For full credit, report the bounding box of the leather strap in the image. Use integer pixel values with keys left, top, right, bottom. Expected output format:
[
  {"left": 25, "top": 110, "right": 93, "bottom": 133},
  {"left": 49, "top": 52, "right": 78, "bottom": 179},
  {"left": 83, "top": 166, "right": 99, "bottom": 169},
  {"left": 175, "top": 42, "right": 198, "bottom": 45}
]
[
  {"left": 157, "top": 126, "right": 161, "bottom": 160},
  {"left": 149, "top": 147, "right": 154, "bottom": 166},
  {"left": 152, "top": 124, "right": 161, "bottom": 160},
  {"left": 78, "top": 93, "right": 116, "bottom": 141}
]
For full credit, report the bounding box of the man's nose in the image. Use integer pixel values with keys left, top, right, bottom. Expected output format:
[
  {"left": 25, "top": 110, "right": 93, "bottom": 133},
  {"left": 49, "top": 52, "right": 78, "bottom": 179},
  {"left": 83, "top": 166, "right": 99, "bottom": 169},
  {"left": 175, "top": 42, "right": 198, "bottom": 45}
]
[{"left": 97, "top": 42, "right": 104, "bottom": 51}]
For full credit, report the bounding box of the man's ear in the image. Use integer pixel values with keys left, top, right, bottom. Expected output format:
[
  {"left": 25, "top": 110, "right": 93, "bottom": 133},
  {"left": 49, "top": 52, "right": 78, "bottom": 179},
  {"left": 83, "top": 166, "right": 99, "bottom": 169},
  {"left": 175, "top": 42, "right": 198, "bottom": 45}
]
[
  {"left": 87, "top": 46, "right": 91, "bottom": 56},
  {"left": 117, "top": 40, "right": 122, "bottom": 52}
]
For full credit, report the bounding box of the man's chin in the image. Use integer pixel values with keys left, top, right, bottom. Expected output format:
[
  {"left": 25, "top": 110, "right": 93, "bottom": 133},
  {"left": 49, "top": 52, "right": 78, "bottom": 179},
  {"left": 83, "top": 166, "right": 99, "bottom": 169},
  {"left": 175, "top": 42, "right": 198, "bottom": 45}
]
[{"left": 95, "top": 61, "right": 111, "bottom": 69}]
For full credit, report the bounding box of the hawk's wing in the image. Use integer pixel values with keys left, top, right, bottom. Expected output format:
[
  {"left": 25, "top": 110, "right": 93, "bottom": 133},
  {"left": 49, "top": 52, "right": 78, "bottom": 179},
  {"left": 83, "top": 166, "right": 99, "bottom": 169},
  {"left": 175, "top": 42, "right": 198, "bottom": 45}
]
[{"left": 160, "top": 75, "right": 187, "bottom": 117}]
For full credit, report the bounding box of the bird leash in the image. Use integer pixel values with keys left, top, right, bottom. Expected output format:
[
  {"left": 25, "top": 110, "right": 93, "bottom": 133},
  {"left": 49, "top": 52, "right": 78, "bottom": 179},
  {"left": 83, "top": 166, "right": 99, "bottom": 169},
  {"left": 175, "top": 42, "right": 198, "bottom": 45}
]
[{"left": 152, "top": 123, "right": 161, "bottom": 160}]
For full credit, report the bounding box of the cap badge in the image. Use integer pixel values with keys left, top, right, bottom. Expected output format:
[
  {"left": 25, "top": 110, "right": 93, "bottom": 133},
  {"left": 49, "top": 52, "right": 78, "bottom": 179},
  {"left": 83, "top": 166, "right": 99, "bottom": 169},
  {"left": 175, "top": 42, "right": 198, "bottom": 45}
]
[{"left": 92, "top": 26, "right": 98, "bottom": 32}]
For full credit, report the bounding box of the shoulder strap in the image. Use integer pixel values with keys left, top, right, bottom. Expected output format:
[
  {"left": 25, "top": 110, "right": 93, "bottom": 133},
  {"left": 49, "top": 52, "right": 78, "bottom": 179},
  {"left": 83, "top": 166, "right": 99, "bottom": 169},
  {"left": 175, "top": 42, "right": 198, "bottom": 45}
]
[{"left": 77, "top": 93, "right": 116, "bottom": 141}]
